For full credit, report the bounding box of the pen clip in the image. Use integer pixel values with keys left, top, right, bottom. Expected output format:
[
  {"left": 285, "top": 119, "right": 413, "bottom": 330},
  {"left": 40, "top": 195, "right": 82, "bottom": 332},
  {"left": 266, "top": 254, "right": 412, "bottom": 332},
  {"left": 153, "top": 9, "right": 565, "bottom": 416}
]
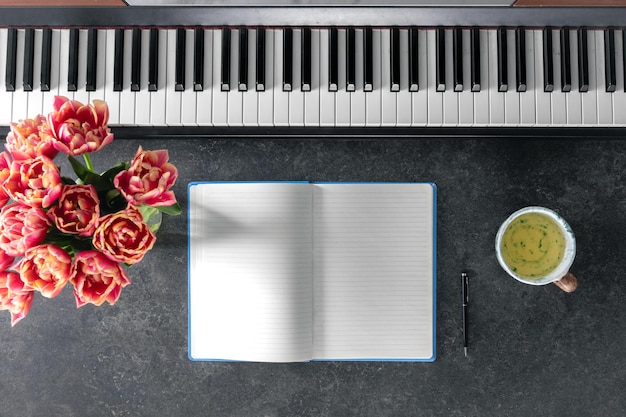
[{"left": 462, "top": 272, "right": 469, "bottom": 304}]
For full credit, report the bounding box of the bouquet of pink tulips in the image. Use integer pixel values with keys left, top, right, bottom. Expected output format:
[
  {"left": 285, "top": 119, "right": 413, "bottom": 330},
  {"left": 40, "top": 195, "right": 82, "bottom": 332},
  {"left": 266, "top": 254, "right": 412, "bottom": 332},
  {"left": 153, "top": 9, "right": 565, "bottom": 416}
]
[{"left": 0, "top": 96, "right": 180, "bottom": 326}]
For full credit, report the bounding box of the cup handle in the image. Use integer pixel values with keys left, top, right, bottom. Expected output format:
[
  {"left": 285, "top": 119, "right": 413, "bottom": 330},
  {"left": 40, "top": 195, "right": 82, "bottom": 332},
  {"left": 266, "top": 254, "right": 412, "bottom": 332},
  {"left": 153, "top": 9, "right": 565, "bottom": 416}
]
[{"left": 553, "top": 272, "right": 578, "bottom": 293}]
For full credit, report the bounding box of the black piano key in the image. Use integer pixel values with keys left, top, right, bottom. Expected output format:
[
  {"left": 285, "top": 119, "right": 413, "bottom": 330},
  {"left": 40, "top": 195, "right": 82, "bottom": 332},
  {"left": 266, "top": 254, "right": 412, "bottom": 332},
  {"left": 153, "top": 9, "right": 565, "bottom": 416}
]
[
  {"left": 68, "top": 28, "right": 79, "bottom": 92},
  {"left": 542, "top": 28, "right": 554, "bottom": 93},
  {"left": 193, "top": 28, "right": 204, "bottom": 91},
  {"left": 23, "top": 28, "right": 35, "bottom": 92},
  {"left": 604, "top": 29, "right": 616, "bottom": 93},
  {"left": 453, "top": 28, "right": 463, "bottom": 92},
  {"left": 5, "top": 28, "right": 17, "bottom": 92},
  {"left": 148, "top": 28, "right": 159, "bottom": 92},
  {"left": 329, "top": 27, "right": 338, "bottom": 92},
  {"left": 221, "top": 28, "right": 231, "bottom": 91},
  {"left": 515, "top": 27, "right": 527, "bottom": 92},
  {"left": 560, "top": 28, "right": 571, "bottom": 92},
  {"left": 622, "top": 30, "right": 626, "bottom": 92},
  {"left": 363, "top": 27, "right": 373, "bottom": 92},
  {"left": 282, "top": 28, "right": 293, "bottom": 92},
  {"left": 497, "top": 27, "right": 507, "bottom": 92},
  {"left": 390, "top": 27, "right": 400, "bottom": 92},
  {"left": 113, "top": 28, "right": 124, "bottom": 92},
  {"left": 256, "top": 27, "right": 265, "bottom": 91},
  {"left": 346, "top": 28, "right": 356, "bottom": 92},
  {"left": 40, "top": 28, "right": 52, "bottom": 91},
  {"left": 577, "top": 28, "right": 589, "bottom": 93},
  {"left": 131, "top": 28, "right": 141, "bottom": 92},
  {"left": 238, "top": 27, "right": 248, "bottom": 91},
  {"left": 175, "top": 28, "right": 186, "bottom": 91},
  {"left": 301, "top": 27, "right": 311, "bottom": 92},
  {"left": 408, "top": 28, "right": 419, "bottom": 92},
  {"left": 470, "top": 28, "right": 480, "bottom": 92},
  {"left": 86, "top": 28, "right": 98, "bottom": 92},
  {"left": 436, "top": 28, "right": 445, "bottom": 92}
]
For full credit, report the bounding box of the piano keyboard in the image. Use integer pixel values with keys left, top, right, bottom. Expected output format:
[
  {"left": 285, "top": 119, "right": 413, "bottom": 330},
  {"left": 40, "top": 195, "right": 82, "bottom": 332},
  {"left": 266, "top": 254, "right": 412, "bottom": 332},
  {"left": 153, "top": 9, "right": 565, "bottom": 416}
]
[{"left": 2, "top": 7, "right": 626, "bottom": 129}]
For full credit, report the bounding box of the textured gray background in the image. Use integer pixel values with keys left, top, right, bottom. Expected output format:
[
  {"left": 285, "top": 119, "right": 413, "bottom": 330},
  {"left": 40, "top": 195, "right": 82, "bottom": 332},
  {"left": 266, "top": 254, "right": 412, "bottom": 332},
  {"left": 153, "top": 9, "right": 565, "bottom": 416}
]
[{"left": 0, "top": 135, "right": 624, "bottom": 417}]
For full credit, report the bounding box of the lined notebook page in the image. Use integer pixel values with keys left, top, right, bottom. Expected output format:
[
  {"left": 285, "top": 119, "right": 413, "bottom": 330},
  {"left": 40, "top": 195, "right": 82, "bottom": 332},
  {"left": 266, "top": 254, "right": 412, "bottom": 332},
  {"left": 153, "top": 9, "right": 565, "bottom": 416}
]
[
  {"left": 188, "top": 183, "right": 314, "bottom": 362},
  {"left": 312, "top": 183, "right": 435, "bottom": 360}
]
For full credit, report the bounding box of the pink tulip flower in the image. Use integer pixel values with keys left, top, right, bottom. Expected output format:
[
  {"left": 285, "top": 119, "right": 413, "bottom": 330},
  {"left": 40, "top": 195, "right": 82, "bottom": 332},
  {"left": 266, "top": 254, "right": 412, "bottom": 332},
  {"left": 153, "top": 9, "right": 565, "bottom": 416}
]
[
  {"left": 70, "top": 250, "right": 131, "bottom": 307},
  {"left": 0, "top": 203, "right": 51, "bottom": 257},
  {"left": 5, "top": 115, "right": 58, "bottom": 161},
  {"left": 19, "top": 244, "right": 72, "bottom": 299},
  {"left": 3, "top": 155, "right": 62, "bottom": 208},
  {"left": 47, "top": 96, "right": 114, "bottom": 155},
  {"left": 0, "top": 271, "right": 35, "bottom": 326},
  {"left": 48, "top": 184, "right": 100, "bottom": 237},
  {"left": 114, "top": 146, "right": 178, "bottom": 207},
  {"left": 92, "top": 205, "right": 156, "bottom": 265}
]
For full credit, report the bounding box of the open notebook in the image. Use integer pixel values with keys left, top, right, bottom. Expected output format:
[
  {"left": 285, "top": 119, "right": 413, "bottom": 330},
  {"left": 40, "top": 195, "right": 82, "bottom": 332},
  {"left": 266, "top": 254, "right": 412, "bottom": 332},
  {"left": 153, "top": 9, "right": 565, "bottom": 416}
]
[{"left": 188, "top": 182, "right": 436, "bottom": 362}]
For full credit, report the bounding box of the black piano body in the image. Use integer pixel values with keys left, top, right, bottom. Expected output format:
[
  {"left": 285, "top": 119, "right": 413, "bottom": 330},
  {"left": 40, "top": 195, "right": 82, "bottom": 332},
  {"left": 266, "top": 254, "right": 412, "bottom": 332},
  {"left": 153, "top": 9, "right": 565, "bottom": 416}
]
[{"left": 2, "top": 6, "right": 626, "bottom": 139}]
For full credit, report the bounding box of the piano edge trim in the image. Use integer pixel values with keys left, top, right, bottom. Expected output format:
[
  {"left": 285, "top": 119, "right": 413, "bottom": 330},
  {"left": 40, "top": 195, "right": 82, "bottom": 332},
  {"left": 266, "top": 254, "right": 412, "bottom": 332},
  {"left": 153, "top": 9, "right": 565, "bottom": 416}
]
[
  {"left": 2, "top": 126, "right": 625, "bottom": 139},
  {"left": 2, "top": 6, "right": 626, "bottom": 29}
]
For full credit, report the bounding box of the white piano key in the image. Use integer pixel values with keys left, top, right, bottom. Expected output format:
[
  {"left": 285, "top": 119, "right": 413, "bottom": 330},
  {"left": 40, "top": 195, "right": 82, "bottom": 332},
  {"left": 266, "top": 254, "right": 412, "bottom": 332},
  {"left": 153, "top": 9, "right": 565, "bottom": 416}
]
[
  {"left": 181, "top": 29, "right": 198, "bottom": 126},
  {"left": 150, "top": 29, "right": 168, "bottom": 126},
  {"left": 397, "top": 28, "right": 412, "bottom": 126},
  {"left": 103, "top": 29, "right": 120, "bottom": 125},
  {"left": 135, "top": 29, "right": 152, "bottom": 126},
  {"left": 165, "top": 29, "right": 182, "bottom": 126},
  {"left": 0, "top": 29, "right": 12, "bottom": 124},
  {"left": 381, "top": 29, "right": 397, "bottom": 126},
  {"left": 350, "top": 28, "right": 366, "bottom": 127},
  {"left": 443, "top": 29, "right": 459, "bottom": 126},
  {"left": 550, "top": 28, "right": 567, "bottom": 126},
  {"left": 504, "top": 29, "right": 520, "bottom": 126},
  {"left": 103, "top": 29, "right": 121, "bottom": 125},
  {"left": 58, "top": 29, "right": 72, "bottom": 103},
  {"left": 426, "top": 29, "right": 443, "bottom": 126},
  {"left": 304, "top": 28, "right": 321, "bottom": 126},
  {"left": 458, "top": 29, "right": 474, "bottom": 126},
  {"left": 319, "top": 29, "right": 335, "bottom": 126},
  {"left": 27, "top": 29, "right": 43, "bottom": 117},
  {"left": 335, "top": 29, "right": 351, "bottom": 127},
  {"left": 473, "top": 29, "right": 490, "bottom": 125},
  {"left": 119, "top": 29, "right": 136, "bottom": 125},
  {"left": 258, "top": 29, "right": 274, "bottom": 126},
  {"left": 90, "top": 28, "right": 107, "bottom": 104},
  {"left": 566, "top": 28, "right": 582, "bottom": 125},
  {"left": 534, "top": 30, "right": 551, "bottom": 126},
  {"left": 12, "top": 29, "right": 28, "bottom": 121},
  {"left": 43, "top": 29, "right": 61, "bottom": 114},
  {"left": 227, "top": 28, "right": 243, "bottom": 126},
  {"left": 581, "top": 30, "right": 598, "bottom": 125},
  {"left": 613, "top": 29, "right": 626, "bottom": 125},
  {"left": 488, "top": 29, "right": 505, "bottom": 125},
  {"left": 212, "top": 29, "right": 228, "bottom": 126},
  {"left": 73, "top": 29, "right": 89, "bottom": 105},
  {"left": 595, "top": 29, "right": 613, "bottom": 125},
  {"left": 273, "top": 29, "right": 289, "bottom": 126},
  {"left": 365, "top": 28, "right": 382, "bottom": 127},
  {"left": 289, "top": 28, "right": 305, "bottom": 126},
  {"left": 196, "top": 29, "right": 213, "bottom": 126},
  {"left": 519, "top": 29, "right": 535, "bottom": 125},
  {"left": 242, "top": 28, "right": 258, "bottom": 126},
  {"left": 412, "top": 28, "right": 428, "bottom": 126}
]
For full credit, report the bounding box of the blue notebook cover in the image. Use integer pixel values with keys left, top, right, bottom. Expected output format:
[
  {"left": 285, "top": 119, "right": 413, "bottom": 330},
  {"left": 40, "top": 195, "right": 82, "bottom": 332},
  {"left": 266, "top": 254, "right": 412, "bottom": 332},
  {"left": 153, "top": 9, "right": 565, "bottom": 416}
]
[{"left": 188, "top": 182, "right": 436, "bottom": 362}]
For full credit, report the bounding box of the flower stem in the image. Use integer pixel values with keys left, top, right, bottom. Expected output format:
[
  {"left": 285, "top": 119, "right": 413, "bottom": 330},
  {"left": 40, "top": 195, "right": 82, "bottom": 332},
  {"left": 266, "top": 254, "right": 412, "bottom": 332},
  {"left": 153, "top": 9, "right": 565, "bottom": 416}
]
[{"left": 83, "top": 153, "right": 95, "bottom": 172}]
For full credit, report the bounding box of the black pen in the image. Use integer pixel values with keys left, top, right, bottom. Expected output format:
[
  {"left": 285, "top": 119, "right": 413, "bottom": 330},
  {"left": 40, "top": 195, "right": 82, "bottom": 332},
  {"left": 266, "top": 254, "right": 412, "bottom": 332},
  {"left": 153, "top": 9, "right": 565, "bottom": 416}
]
[{"left": 462, "top": 272, "right": 469, "bottom": 357}]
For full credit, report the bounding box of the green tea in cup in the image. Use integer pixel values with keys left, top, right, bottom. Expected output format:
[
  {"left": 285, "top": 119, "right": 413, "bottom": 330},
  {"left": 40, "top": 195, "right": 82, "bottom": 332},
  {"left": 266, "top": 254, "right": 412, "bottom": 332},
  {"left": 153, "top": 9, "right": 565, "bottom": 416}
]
[{"left": 495, "top": 207, "right": 578, "bottom": 292}]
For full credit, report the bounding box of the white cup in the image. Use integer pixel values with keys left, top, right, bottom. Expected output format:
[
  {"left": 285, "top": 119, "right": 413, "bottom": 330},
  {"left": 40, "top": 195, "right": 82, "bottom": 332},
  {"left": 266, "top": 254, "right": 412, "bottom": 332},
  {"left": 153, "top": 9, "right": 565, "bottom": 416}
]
[{"left": 495, "top": 206, "right": 578, "bottom": 292}]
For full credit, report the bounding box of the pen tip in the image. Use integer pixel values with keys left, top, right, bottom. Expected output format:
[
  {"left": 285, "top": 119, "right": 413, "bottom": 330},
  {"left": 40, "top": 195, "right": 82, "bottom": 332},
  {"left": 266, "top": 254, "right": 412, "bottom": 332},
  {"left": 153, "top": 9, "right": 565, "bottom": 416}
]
[{"left": 464, "top": 347, "right": 468, "bottom": 357}]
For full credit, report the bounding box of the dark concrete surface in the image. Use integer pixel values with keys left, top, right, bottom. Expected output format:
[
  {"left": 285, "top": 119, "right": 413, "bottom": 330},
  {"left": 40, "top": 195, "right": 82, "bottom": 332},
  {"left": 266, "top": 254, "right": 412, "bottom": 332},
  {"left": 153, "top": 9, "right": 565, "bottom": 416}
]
[{"left": 1, "top": 135, "right": 625, "bottom": 417}]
